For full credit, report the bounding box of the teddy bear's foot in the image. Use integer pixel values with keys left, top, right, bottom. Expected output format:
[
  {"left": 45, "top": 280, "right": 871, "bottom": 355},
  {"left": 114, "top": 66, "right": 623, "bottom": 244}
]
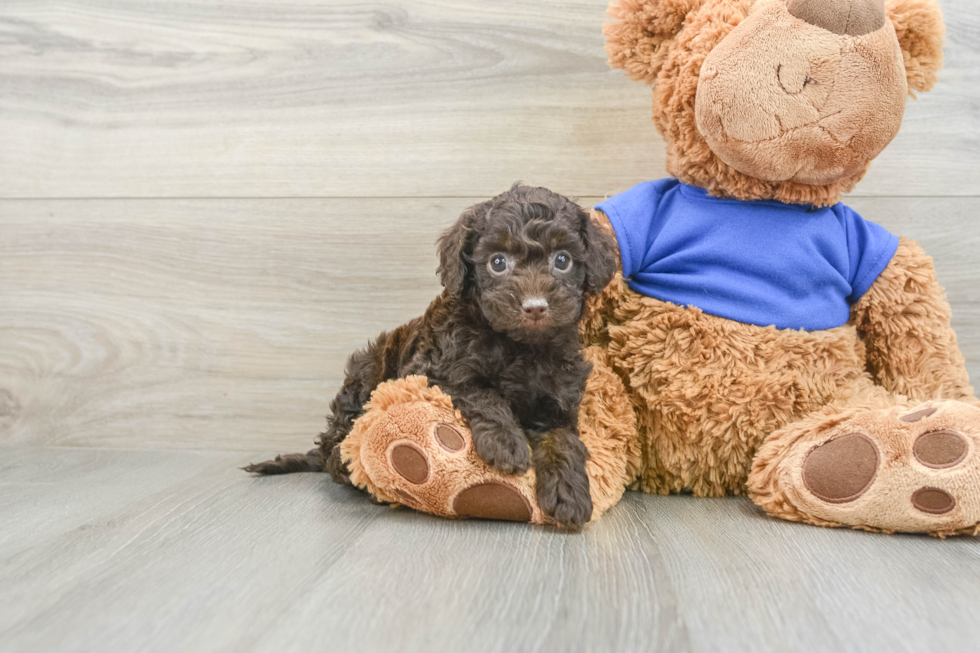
[
  {"left": 338, "top": 348, "right": 641, "bottom": 526},
  {"left": 750, "top": 400, "right": 980, "bottom": 536},
  {"left": 339, "top": 375, "right": 543, "bottom": 523}
]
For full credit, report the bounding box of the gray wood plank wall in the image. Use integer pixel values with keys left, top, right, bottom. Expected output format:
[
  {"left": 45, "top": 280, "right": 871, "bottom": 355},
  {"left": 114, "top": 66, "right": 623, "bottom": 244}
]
[
  {"left": 2, "top": 2, "right": 979, "bottom": 652},
  {"left": 2, "top": 197, "right": 980, "bottom": 453},
  {"left": 0, "top": 0, "right": 978, "bottom": 199}
]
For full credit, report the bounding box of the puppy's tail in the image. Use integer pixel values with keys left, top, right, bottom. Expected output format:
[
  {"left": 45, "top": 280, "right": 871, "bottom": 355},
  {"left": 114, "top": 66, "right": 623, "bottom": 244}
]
[{"left": 242, "top": 448, "right": 324, "bottom": 475}]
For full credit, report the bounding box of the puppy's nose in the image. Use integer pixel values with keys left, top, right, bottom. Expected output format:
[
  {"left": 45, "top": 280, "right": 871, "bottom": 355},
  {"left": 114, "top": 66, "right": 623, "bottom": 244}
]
[{"left": 522, "top": 297, "right": 549, "bottom": 321}]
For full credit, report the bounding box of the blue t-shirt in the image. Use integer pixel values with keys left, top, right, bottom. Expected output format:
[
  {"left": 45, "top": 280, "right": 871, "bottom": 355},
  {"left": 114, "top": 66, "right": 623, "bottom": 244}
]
[{"left": 595, "top": 179, "right": 899, "bottom": 331}]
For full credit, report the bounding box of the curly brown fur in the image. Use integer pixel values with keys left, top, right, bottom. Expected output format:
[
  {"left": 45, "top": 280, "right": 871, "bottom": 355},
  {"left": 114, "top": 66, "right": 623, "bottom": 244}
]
[
  {"left": 533, "top": 427, "right": 593, "bottom": 527},
  {"left": 245, "top": 183, "right": 617, "bottom": 528}
]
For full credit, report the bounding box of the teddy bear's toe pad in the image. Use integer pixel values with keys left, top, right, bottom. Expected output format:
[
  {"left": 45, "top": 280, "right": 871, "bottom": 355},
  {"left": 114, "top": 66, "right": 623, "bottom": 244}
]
[
  {"left": 435, "top": 424, "right": 466, "bottom": 452},
  {"left": 913, "top": 430, "right": 968, "bottom": 468},
  {"left": 911, "top": 487, "right": 955, "bottom": 514},
  {"left": 390, "top": 443, "right": 430, "bottom": 484},
  {"left": 901, "top": 407, "right": 937, "bottom": 423},
  {"left": 453, "top": 482, "right": 532, "bottom": 522},
  {"left": 802, "top": 433, "right": 878, "bottom": 503}
]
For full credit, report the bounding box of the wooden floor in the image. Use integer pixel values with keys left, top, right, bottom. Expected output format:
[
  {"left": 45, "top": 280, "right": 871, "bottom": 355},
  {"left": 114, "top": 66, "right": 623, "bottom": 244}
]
[{"left": 1, "top": 1, "right": 979, "bottom": 652}]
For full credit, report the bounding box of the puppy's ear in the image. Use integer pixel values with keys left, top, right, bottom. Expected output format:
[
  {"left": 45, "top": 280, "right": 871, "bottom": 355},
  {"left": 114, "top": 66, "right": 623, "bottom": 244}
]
[
  {"left": 437, "top": 200, "right": 487, "bottom": 296},
  {"left": 579, "top": 208, "right": 618, "bottom": 296}
]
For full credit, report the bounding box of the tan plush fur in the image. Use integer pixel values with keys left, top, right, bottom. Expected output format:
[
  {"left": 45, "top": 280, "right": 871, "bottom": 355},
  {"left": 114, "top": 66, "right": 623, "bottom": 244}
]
[
  {"left": 582, "top": 222, "right": 980, "bottom": 534},
  {"left": 576, "top": 347, "right": 644, "bottom": 517},
  {"left": 887, "top": 0, "right": 945, "bottom": 95},
  {"left": 604, "top": 0, "right": 945, "bottom": 207},
  {"left": 581, "top": 269, "right": 873, "bottom": 497},
  {"left": 852, "top": 238, "right": 977, "bottom": 404},
  {"left": 342, "top": 348, "right": 640, "bottom": 524},
  {"left": 748, "top": 398, "right": 980, "bottom": 537},
  {"left": 341, "top": 0, "right": 977, "bottom": 535},
  {"left": 695, "top": 1, "right": 908, "bottom": 185}
]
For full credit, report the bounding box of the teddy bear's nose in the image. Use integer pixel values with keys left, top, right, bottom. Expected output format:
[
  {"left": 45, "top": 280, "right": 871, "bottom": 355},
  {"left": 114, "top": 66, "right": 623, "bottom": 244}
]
[{"left": 787, "top": 0, "right": 885, "bottom": 36}]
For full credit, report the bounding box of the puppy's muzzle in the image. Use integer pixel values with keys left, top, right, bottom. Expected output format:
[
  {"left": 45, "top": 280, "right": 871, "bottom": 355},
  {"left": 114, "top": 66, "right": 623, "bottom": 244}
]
[{"left": 522, "top": 297, "right": 549, "bottom": 322}]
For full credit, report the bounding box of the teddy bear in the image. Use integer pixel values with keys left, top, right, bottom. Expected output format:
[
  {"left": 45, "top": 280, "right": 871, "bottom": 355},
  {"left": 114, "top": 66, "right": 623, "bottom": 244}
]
[{"left": 335, "top": 0, "right": 980, "bottom": 536}]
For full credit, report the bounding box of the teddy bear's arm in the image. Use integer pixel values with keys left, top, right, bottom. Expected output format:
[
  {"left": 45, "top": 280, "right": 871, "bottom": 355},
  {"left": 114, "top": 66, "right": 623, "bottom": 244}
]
[{"left": 850, "top": 237, "right": 976, "bottom": 403}]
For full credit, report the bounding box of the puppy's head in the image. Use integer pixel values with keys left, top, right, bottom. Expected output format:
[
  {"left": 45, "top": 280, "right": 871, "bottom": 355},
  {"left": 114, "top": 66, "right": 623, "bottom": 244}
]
[{"left": 437, "top": 184, "right": 617, "bottom": 344}]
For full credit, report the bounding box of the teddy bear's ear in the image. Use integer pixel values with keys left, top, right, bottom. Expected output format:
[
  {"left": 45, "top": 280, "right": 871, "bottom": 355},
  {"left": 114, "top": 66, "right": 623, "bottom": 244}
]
[
  {"left": 886, "top": 0, "right": 945, "bottom": 96},
  {"left": 604, "top": 0, "right": 704, "bottom": 84}
]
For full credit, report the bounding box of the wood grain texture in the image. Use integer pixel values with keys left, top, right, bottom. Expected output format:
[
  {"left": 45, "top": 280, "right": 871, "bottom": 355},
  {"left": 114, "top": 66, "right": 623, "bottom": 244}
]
[
  {"left": 1, "top": 1, "right": 979, "bottom": 649},
  {"left": 0, "top": 197, "right": 453, "bottom": 451},
  {"left": 0, "top": 0, "right": 978, "bottom": 199},
  {"left": 0, "top": 447, "right": 977, "bottom": 653},
  {"left": 2, "top": 197, "right": 979, "bottom": 452}
]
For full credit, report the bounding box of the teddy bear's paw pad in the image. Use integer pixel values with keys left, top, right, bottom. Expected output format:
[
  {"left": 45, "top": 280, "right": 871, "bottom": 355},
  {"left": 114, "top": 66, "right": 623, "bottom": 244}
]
[
  {"left": 376, "top": 422, "right": 468, "bottom": 508},
  {"left": 900, "top": 406, "right": 937, "bottom": 423},
  {"left": 911, "top": 429, "right": 968, "bottom": 469},
  {"left": 911, "top": 487, "right": 956, "bottom": 514},
  {"left": 802, "top": 433, "right": 879, "bottom": 503},
  {"left": 453, "top": 482, "right": 533, "bottom": 522},
  {"left": 389, "top": 442, "right": 430, "bottom": 485},
  {"left": 435, "top": 424, "right": 466, "bottom": 452},
  {"left": 794, "top": 401, "right": 980, "bottom": 534},
  {"left": 358, "top": 412, "right": 543, "bottom": 523}
]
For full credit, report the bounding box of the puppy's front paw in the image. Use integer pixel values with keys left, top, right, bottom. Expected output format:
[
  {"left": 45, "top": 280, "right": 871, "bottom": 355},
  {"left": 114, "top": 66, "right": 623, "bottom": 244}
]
[
  {"left": 536, "top": 459, "right": 593, "bottom": 530},
  {"left": 472, "top": 425, "right": 531, "bottom": 475}
]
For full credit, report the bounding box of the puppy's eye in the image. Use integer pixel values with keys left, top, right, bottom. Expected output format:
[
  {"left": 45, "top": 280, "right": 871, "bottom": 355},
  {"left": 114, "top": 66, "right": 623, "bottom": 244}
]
[
  {"left": 489, "top": 254, "right": 508, "bottom": 275},
  {"left": 552, "top": 251, "right": 573, "bottom": 272}
]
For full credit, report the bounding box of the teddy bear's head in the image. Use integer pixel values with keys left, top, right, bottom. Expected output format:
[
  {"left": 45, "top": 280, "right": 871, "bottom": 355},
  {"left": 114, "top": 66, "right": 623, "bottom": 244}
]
[{"left": 605, "top": 0, "right": 945, "bottom": 206}]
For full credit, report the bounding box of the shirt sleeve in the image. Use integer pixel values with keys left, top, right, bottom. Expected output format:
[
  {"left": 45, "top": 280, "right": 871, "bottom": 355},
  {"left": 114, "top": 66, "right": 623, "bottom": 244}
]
[
  {"left": 837, "top": 204, "right": 900, "bottom": 303},
  {"left": 594, "top": 180, "right": 673, "bottom": 280}
]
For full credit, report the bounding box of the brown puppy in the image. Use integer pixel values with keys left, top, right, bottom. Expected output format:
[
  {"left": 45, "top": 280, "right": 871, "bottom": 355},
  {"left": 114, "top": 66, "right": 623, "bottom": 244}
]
[{"left": 245, "top": 183, "right": 617, "bottom": 528}]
